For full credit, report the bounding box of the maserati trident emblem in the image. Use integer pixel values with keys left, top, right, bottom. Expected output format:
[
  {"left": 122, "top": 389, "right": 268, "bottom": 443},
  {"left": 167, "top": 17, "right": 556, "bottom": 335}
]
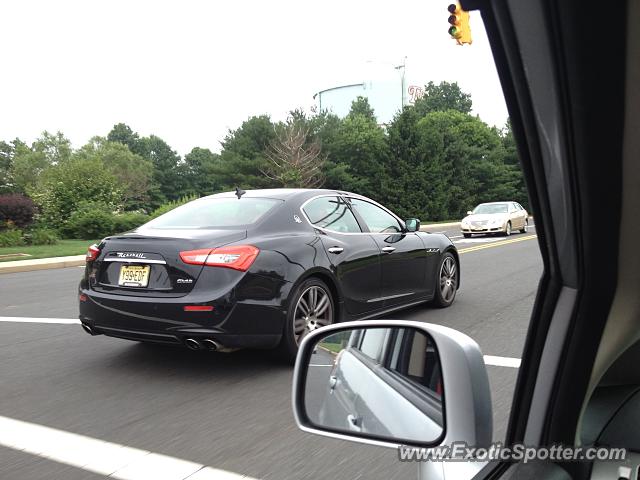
[{"left": 293, "top": 214, "right": 302, "bottom": 224}]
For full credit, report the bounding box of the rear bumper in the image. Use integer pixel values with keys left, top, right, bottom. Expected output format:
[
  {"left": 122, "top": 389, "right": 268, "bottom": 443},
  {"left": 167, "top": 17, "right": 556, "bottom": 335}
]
[
  {"left": 78, "top": 274, "right": 291, "bottom": 350},
  {"left": 461, "top": 227, "right": 504, "bottom": 234}
]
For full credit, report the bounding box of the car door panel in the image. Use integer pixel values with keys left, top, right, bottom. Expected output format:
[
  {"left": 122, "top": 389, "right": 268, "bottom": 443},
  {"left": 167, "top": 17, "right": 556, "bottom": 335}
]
[
  {"left": 348, "top": 197, "right": 430, "bottom": 306},
  {"left": 371, "top": 233, "right": 430, "bottom": 306},
  {"left": 302, "top": 195, "right": 383, "bottom": 316}
]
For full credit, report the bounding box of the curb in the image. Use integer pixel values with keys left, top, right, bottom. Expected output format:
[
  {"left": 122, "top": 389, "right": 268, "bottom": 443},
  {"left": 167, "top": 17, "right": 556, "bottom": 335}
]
[
  {"left": 0, "top": 255, "right": 85, "bottom": 274},
  {"left": 420, "top": 221, "right": 461, "bottom": 230}
]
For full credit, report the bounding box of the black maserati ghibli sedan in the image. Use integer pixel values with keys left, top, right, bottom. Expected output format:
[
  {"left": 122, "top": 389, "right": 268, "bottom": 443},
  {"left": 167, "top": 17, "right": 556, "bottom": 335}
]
[{"left": 78, "top": 189, "right": 459, "bottom": 360}]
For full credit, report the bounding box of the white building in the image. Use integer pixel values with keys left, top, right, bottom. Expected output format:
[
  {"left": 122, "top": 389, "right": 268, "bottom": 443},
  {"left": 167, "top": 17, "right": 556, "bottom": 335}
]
[{"left": 312, "top": 60, "right": 425, "bottom": 125}]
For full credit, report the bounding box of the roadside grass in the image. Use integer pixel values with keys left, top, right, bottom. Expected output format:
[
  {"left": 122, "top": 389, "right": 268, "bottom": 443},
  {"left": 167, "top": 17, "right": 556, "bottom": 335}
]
[
  {"left": 319, "top": 342, "right": 345, "bottom": 354},
  {"left": 0, "top": 239, "right": 98, "bottom": 262},
  {"left": 422, "top": 219, "right": 459, "bottom": 224}
]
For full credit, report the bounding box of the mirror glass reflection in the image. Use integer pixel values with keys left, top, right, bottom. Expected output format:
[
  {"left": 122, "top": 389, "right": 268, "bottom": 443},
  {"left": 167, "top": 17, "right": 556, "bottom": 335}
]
[{"left": 304, "top": 327, "right": 444, "bottom": 444}]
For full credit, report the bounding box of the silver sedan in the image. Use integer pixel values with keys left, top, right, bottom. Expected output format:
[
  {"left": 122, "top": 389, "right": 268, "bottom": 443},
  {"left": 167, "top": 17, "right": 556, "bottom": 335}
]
[{"left": 460, "top": 201, "right": 529, "bottom": 238}]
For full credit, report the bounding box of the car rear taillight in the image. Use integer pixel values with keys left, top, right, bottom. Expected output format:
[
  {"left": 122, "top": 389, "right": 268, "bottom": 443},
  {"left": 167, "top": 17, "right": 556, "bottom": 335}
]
[
  {"left": 179, "top": 245, "right": 259, "bottom": 272},
  {"left": 86, "top": 244, "right": 100, "bottom": 262},
  {"left": 183, "top": 305, "right": 214, "bottom": 312}
]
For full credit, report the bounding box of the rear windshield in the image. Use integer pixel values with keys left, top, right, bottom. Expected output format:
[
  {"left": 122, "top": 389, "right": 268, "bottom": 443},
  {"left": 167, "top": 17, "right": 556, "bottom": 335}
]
[
  {"left": 473, "top": 204, "right": 508, "bottom": 214},
  {"left": 144, "top": 197, "right": 282, "bottom": 229}
]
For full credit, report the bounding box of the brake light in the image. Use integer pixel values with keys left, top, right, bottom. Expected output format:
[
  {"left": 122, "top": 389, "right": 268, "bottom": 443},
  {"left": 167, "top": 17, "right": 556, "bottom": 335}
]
[
  {"left": 179, "top": 245, "right": 259, "bottom": 272},
  {"left": 86, "top": 244, "right": 100, "bottom": 262},
  {"left": 183, "top": 305, "right": 214, "bottom": 312}
]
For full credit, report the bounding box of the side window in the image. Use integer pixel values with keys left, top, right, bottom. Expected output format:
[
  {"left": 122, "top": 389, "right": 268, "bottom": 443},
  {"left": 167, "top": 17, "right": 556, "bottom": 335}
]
[
  {"left": 349, "top": 199, "right": 403, "bottom": 233},
  {"left": 356, "top": 328, "right": 388, "bottom": 362},
  {"left": 302, "top": 196, "right": 361, "bottom": 233},
  {"left": 387, "top": 330, "right": 442, "bottom": 397}
]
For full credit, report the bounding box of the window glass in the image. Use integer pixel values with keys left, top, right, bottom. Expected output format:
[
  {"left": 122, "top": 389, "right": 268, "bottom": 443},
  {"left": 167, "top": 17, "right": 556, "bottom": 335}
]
[
  {"left": 358, "top": 328, "right": 388, "bottom": 361},
  {"left": 145, "top": 197, "right": 281, "bottom": 229},
  {"left": 388, "top": 330, "right": 442, "bottom": 397},
  {"left": 350, "top": 199, "right": 402, "bottom": 233},
  {"left": 473, "top": 203, "right": 509, "bottom": 214},
  {"left": 303, "top": 196, "right": 361, "bottom": 233}
]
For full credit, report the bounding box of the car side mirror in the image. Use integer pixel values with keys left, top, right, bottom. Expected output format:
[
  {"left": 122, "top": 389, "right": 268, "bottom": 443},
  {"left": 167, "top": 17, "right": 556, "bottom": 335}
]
[
  {"left": 292, "top": 320, "right": 492, "bottom": 449},
  {"left": 404, "top": 218, "right": 420, "bottom": 232},
  {"left": 467, "top": 210, "right": 473, "bottom": 215}
]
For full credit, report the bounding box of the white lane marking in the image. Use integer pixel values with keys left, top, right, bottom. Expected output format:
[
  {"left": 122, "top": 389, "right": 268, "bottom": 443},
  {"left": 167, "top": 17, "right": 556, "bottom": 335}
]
[
  {"left": 0, "top": 316, "right": 80, "bottom": 324},
  {"left": 484, "top": 355, "right": 521, "bottom": 368},
  {"left": 0, "top": 415, "right": 257, "bottom": 480},
  {"left": 0, "top": 318, "right": 522, "bottom": 370},
  {"left": 454, "top": 237, "right": 504, "bottom": 244}
]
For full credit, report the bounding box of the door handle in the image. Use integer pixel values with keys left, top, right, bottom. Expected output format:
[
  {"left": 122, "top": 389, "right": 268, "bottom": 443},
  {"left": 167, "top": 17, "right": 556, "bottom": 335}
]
[
  {"left": 381, "top": 246, "right": 396, "bottom": 253},
  {"left": 327, "top": 247, "right": 344, "bottom": 254},
  {"left": 329, "top": 375, "right": 338, "bottom": 390},
  {"left": 347, "top": 414, "right": 362, "bottom": 432}
]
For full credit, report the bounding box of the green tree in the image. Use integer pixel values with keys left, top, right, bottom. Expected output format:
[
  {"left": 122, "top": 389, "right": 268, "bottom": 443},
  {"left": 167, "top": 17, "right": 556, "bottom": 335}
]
[
  {"left": 413, "top": 81, "right": 472, "bottom": 117},
  {"left": 347, "top": 96, "right": 376, "bottom": 121},
  {"left": 182, "top": 147, "right": 220, "bottom": 196},
  {"left": 10, "top": 131, "right": 71, "bottom": 194},
  {"left": 0, "top": 139, "right": 25, "bottom": 194},
  {"left": 31, "top": 157, "right": 123, "bottom": 230},
  {"left": 417, "top": 110, "right": 505, "bottom": 218},
  {"left": 75, "top": 138, "right": 153, "bottom": 211},
  {"left": 137, "top": 135, "right": 184, "bottom": 205},
  {"left": 385, "top": 107, "right": 447, "bottom": 220},
  {"left": 214, "top": 115, "right": 278, "bottom": 191},
  {"left": 107, "top": 123, "right": 144, "bottom": 156}
]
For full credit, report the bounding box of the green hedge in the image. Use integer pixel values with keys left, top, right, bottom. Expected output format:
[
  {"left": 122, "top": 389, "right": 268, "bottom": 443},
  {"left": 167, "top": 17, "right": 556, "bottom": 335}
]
[{"left": 0, "top": 229, "right": 25, "bottom": 247}]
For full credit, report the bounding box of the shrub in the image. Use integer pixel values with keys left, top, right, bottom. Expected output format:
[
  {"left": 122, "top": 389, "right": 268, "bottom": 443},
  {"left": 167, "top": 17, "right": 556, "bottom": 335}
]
[
  {"left": 0, "top": 194, "right": 36, "bottom": 229},
  {"left": 61, "top": 203, "right": 115, "bottom": 240},
  {"left": 28, "top": 228, "right": 59, "bottom": 245},
  {"left": 0, "top": 229, "right": 25, "bottom": 247},
  {"left": 112, "top": 212, "right": 150, "bottom": 233},
  {"left": 150, "top": 195, "right": 199, "bottom": 219},
  {"left": 30, "top": 157, "right": 123, "bottom": 231}
]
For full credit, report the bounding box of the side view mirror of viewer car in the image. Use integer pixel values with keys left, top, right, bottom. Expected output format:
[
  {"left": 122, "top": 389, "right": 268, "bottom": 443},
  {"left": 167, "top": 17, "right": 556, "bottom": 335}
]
[
  {"left": 404, "top": 218, "right": 421, "bottom": 232},
  {"left": 292, "top": 320, "right": 493, "bottom": 450}
]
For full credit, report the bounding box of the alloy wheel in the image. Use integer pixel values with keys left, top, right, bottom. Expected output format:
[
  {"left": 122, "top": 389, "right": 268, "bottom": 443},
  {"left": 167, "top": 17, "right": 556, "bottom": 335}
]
[
  {"left": 293, "top": 285, "right": 333, "bottom": 345},
  {"left": 439, "top": 256, "right": 458, "bottom": 303}
]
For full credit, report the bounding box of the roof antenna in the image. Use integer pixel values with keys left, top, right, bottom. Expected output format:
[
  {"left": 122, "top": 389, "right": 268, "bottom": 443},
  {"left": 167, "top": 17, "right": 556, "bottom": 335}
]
[{"left": 235, "top": 186, "right": 246, "bottom": 199}]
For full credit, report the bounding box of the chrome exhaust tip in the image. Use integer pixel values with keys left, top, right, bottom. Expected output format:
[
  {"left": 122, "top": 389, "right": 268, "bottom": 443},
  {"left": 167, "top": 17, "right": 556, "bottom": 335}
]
[
  {"left": 81, "top": 324, "right": 94, "bottom": 335},
  {"left": 201, "top": 339, "right": 221, "bottom": 351},
  {"left": 185, "top": 338, "right": 202, "bottom": 350}
]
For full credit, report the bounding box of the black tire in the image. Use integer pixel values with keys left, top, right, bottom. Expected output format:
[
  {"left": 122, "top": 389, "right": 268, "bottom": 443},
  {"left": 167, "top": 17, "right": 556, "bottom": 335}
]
[
  {"left": 504, "top": 221, "right": 512, "bottom": 236},
  {"left": 520, "top": 219, "right": 528, "bottom": 234},
  {"left": 432, "top": 252, "right": 458, "bottom": 308},
  {"left": 277, "top": 277, "right": 335, "bottom": 363},
  {"left": 463, "top": 233, "right": 471, "bottom": 238}
]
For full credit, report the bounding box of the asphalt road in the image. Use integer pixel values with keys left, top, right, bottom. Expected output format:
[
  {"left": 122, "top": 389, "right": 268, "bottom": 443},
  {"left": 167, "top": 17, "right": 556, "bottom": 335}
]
[{"left": 0, "top": 226, "right": 542, "bottom": 479}]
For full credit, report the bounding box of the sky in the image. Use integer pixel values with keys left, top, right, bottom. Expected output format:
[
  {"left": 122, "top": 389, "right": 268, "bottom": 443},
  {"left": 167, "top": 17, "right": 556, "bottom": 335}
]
[{"left": 0, "top": 0, "right": 509, "bottom": 156}]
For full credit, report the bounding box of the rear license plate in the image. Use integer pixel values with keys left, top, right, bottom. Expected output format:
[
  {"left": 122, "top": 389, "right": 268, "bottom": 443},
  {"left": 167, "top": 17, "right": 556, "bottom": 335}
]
[{"left": 118, "top": 265, "right": 150, "bottom": 287}]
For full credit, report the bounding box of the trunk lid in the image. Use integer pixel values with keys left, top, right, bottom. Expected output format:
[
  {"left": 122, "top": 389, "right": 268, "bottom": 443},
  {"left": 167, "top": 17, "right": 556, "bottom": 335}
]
[{"left": 89, "top": 228, "right": 247, "bottom": 297}]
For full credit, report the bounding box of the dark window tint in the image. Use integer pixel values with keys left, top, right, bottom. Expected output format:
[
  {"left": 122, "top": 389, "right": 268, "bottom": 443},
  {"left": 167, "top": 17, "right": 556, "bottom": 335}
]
[
  {"left": 145, "top": 197, "right": 282, "bottom": 229},
  {"left": 303, "top": 196, "right": 361, "bottom": 233},
  {"left": 349, "top": 199, "right": 402, "bottom": 233}
]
